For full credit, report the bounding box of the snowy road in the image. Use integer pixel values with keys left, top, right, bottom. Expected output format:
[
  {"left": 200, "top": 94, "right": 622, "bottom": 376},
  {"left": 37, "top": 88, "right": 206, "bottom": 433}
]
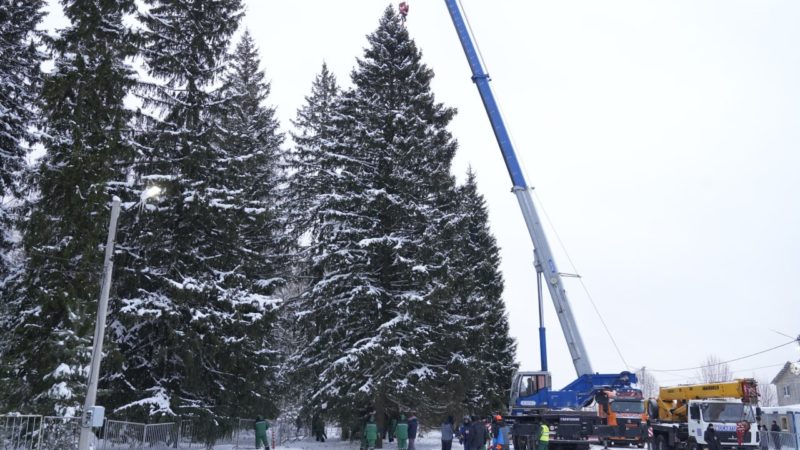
[{"left": 244, "top": 432, "right": 608, "bottom": 450}]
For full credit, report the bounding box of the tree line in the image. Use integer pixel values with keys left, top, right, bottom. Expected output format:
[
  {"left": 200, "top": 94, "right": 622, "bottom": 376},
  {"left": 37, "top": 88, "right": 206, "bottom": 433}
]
[{"left": 0, "top": 0, "right": 516, "bottom": 426}]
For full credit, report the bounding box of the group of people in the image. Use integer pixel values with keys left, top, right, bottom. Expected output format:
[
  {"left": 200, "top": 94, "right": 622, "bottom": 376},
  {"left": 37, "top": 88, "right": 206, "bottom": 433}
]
[
  {"left": 759, "top": 421, "right": 786, "bottom": 450},
  {"left": 448, "top": 415, "right": 549, "bottom": 450},
  {"left": 359, "top": 412, "right": 418, "bottom": 450}
]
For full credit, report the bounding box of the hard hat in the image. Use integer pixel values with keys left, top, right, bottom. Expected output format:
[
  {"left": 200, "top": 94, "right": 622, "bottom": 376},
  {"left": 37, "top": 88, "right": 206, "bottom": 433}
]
[{"left": 495, "top": 415, "right": 502, "bottom": 422}]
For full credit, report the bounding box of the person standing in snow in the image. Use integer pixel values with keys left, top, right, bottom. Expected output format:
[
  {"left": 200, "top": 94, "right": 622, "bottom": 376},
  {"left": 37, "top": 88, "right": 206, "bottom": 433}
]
[
  {"left": 254, "top": 416, "right": 270, "bottom": 450},
  {"left": 490, "top": 415, "right": 509, "bottom": 450},
  {"left": 537, "top": 420, "right": 550, "bottom": 450},
  {"left": 468, "top": 416, "right": 488, "bottom": 450},
  {"left": 770, "top": 421, "right": 782, "bottom": 450},
  {"left": 458, "top": 416, "right": 472, "bottom": 450},
  {"left": 366, "top": 416, "right": 379, "bottom": 450},
  {"left": 441, "top": 415, "right": 455, "bottom": 450},
  {"left": 704, "top": 424, "right": 722, "bottom": 450},
  {"left": 395, "top": 414, "right": 410, "bottom": 450},
  {"left": 312, "top": 413, "right": 326, "bottom": 442},
  {"left": 389, "top": 415, "right": 398, "bottom": 443},
  {"left": 408, "top": 412, "right": 419, "bottom": 450}
]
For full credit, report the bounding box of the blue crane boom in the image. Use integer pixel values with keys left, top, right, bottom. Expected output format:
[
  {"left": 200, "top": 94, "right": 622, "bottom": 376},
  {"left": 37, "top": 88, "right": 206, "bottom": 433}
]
[{"left": 442, "top": 0, "right": 592, "bottom": 378}]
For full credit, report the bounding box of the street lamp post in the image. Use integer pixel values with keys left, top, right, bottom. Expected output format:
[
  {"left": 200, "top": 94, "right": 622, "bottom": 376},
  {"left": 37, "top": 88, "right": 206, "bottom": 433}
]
[
  {"left": 77, "top": 196, "right": 120, "bottom": 450},
  {"left": 78, "top": 187, "right": 161, "bottom": 450}
]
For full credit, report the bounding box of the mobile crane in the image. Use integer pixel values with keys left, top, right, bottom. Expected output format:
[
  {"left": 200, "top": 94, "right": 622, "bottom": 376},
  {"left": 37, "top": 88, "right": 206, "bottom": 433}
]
[
  {"left": 647, "top": 379, "right": 761, "bottom": 450},
  {"left": 442, "top": 2, "right": 636, "bottom": 449}
]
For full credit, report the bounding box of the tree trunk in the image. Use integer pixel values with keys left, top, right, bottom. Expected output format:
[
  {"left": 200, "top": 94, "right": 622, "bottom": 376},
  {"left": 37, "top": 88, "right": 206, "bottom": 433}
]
[{"left": 376, "top": 391, "right": 385, "bottom": 449}]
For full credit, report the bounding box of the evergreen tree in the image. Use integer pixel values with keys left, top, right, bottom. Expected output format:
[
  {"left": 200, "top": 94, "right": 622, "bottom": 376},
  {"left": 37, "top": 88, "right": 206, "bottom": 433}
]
[
  {"left": 293, "top": 6, "right": 462, "bottom": 424},
  {"left": 287, "top": 62, "right": 339, "bottom": 241},
  {"left": 213, "top": 30, "right": 286, "bottom": 417},
  {"left": 285, "top": 63, "right": 343, "bottom": 417},
  {"left": 0, "top": 0, "right": 45, "bottom": 410},
  {"left": 450, "top": 169, "right": 516, "bottom": 413},
  {"left": 0, "top": 0, "right": 138, "bottom": 415},
  {"left": 109, "top": 1, "right": 283, "bottom": 421}
]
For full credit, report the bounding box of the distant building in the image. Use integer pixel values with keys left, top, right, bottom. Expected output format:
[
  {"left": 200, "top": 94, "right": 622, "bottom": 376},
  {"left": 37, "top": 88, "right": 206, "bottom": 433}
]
[{"left": 771, "top": 361, "right": 800, "bottom": 407}]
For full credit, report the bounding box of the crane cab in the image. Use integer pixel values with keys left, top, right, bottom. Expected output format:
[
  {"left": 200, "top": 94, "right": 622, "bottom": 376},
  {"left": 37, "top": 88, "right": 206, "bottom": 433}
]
[{"left": 510, "top": 371, "right": 552, "bottom": 413}]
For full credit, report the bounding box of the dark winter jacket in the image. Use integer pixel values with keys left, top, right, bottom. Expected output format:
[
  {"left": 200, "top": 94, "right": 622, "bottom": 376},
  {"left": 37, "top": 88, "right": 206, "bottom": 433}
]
[
  {"left": 704, "top": 428, "right": 722, "bottom": 450},
  {"left": 459, "top": 421, "right": 471, "bottom": 448},
  {"left": 408, "top": 416, "right": 418, "bottom": 439},
  {"left": 468, "top": 421, "right": 488, "bottom": 450}
]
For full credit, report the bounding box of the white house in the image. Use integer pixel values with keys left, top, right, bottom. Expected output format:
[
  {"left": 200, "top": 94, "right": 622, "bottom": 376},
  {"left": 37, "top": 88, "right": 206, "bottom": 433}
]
[{"left": 772, "top": 362, "right": 800, "bottom": 407}]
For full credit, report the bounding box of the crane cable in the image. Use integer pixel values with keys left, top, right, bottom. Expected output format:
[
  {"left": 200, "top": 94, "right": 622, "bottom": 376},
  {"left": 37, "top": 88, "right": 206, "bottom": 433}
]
[
  {"left": 456, "top": 0, "right": 490, "bottom": 73},
  {"left": 532, "top": 190, "right": 631, "bottom": 370}
]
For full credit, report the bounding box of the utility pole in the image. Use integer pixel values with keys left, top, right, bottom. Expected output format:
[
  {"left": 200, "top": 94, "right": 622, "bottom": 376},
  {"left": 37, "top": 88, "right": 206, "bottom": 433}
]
[{"left": 78, "top": 197, "right": 120, "bottom": 450}]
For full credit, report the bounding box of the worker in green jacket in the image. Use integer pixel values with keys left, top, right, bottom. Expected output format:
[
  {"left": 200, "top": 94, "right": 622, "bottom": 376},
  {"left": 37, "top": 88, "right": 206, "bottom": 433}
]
[
  {"left": 366, "top": 416, "right": 379, "bottom": 450},
  {"left": 395, "top": 414, "right": 409, "bottom": 450},
  {"left": 255, "top": 416, "right": 270, "bottom": 450}
]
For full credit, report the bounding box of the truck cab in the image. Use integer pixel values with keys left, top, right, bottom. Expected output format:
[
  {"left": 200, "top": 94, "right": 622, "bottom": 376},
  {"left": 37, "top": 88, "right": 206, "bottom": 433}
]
[
  {"left": 510, "top": 371, "right": 552, "bottom": 413},
  {"left": 649, "top": 399, "right": 759, "bottom": 450},
  {"left": 597, "top": 390, "right": 646, "bottom": 446},
  {"left": 686, "top": 400, "right": 757, "bottom": 449}
]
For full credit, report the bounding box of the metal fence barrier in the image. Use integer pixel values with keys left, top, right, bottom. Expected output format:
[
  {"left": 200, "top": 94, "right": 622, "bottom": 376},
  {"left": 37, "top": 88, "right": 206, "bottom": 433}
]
[
  {"left": 40, "top": 416, "right": 81, "bottom": 450},
  {"left": 761, "top": 431, "right": 800, "bottom": 450},
  {"left": 101, "top": 419, "right": 145, "bottom": 449},
  {"left": 142, "top": 422, "right": 178, "bottom": 449},
  {"left": 2, "top": 414, "right": 318, "bottom": 449},
  {"left": 235, "top": 418, "right": 256, "bottom": 449},
  {"left": 1, "top": 415, "right": 42, "bottom": 450},
  {"left": 1, "top": 415, "right": 81, "bottom": 450}
]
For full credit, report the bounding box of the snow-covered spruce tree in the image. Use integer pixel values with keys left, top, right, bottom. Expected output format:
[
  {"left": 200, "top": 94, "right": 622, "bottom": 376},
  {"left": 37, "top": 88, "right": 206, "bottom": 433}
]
[
  {"left": 109, "top": 2, "right": 284, "bottom": 421},
  {"left": 0, "top": 0, "right": 138, "bottom": 415},
  {"left": 0, "top": 0, "right": 45, "bottom": 410},
  {"left": 449, "top": 169, "right": 516, "bottom": 414},
  {"left": 284, "top": 63, "right": 342, "bottom": 417},
  {"left": 211, "top": 30, "right": 286, "bottom": 418},
  {"left": 0, "top": 0, "right": 44, "bottom": 276},
  {"left": 293, "top": 6, "right": 462, "bottom": 425},
  {"left": 287, "top": 62, "right": 339, "bottom": 241}
]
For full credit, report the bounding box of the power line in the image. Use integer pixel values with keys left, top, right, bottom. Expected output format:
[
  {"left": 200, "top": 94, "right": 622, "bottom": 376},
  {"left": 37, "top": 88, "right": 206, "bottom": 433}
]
[{"left": 647, "top": 339, "right": 798, "bottom": 373}]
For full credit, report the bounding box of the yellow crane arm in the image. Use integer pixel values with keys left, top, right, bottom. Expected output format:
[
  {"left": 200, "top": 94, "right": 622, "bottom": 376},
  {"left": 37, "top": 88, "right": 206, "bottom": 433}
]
[{"left": 658, "top": 379, "right": 758, "bottom": 403}]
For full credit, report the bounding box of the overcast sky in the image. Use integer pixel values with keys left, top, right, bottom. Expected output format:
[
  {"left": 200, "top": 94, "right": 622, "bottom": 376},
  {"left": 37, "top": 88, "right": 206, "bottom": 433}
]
[{"left": 43, "top": 0, "right": 800, "bottom": 389}]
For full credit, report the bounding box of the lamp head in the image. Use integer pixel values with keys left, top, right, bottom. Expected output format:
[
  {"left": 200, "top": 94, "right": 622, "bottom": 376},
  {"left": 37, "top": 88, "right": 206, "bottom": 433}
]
[{"left": 142, "top": 185, "right": 163, "bottom": 200}]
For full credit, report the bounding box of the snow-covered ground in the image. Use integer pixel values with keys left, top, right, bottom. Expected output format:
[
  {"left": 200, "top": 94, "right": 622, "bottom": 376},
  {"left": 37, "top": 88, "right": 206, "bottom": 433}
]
[{"left": 209, "top": 431, "right": 606, "bottom": 450}]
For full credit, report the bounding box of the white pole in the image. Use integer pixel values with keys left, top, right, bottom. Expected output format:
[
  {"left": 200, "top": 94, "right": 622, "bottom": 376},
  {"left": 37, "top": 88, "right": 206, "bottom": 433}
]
[{"left": 78, "top": 196, "right": 120, "bottom": 450}]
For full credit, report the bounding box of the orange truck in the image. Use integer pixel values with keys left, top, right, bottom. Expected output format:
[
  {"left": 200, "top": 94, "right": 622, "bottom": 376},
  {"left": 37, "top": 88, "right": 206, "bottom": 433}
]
[{"left": 597, "top": 389, "right": 646, "bottom": 447}]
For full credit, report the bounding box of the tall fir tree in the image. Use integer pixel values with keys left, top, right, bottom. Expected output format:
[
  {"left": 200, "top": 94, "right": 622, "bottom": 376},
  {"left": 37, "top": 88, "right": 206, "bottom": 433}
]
[
  {"left": 0, "top": 0, "right": 45, "bottom": 409},
  {"left": 212, "top": 30, "right": 286, "bottom": 417},
  {"left": 0, "top": 0, "right": 138, "bottom": 415},
  {"left": 449, "top": 169, "right": 516, "bottom": 413},
  {"left": 109, "top": 1, "right": 284, "bottom": 420},
  {"left": 287, "top": 62, "right": 339, "bottom": 241},
  {"left": 284, "top": 63, "right": 342, "bottom": 415},
  {"left": 293, "top": 6, "right": 463, "bottom": 424}
]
